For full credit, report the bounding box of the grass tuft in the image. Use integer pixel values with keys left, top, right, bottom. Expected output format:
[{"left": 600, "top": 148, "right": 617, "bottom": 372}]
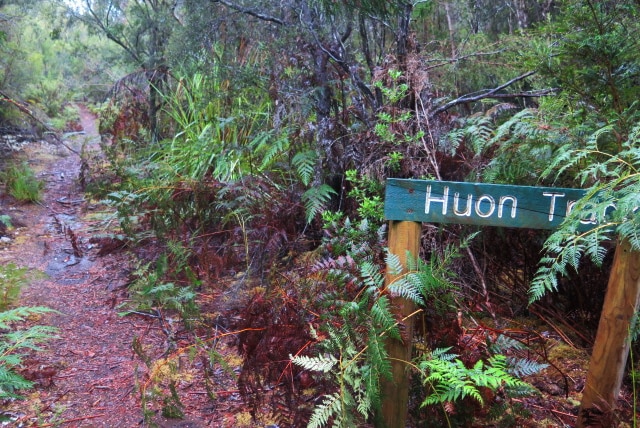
[{"left": 1, "top": 162, "right": 44, "bottom": 203}]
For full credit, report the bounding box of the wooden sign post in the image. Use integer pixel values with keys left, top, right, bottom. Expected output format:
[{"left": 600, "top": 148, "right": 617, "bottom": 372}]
[
  {"left": 381, "top": 178, "right": 639, "bottom": 428},
  {"left": 577, "top": 239, "right": 640, "bottom": 427},
  {"left": 380, "top": 221, "right": 421, "bottom": 428}
]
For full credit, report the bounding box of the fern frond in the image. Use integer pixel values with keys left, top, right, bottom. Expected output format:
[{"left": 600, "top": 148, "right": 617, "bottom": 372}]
[
  {"left": 384, "top": 251, "right": 404, "bottom": 277},
  {"left": 528, "top": 266, "right": 559, "bottom": 303},
  {"left": 370, "top": 297, "right": 400, "bottom": 340},
  {"left": 430, "top": 347, "right": 457, "bottom": 362},
  {"left": 0, "top": 366, "right": 33, "bottom": 399},
  {"left": 291, "top": 354, "right": 338, "bottom": 373},
  {"left": 308, "top": 392, "right": 342, "bottom": 428},
  {"left": 365, "top": 328, "right": 393, "bottom": 380},
  {"left": 4, "top": 325, "right": 58, "bottom": 351},
  {"left": 292, "top": 150, "right": 317, "bottom": 186},
  {"left": 303, "top": 185, "right": 337, "bottom": 223},
  {"left": 0, "top": 307, "right": 58, "bottom": 329},
  {"left": 359, "top": 260, "right": 384, "bottom": 291},
  {"left": 507, "top": 357, "right": 549, "bottom": 378},
  {"left": 489, "top": 334, "right": 525, "bottom": 353},
  {"left": 252, "top": 132, "right": 289, "bottom": 171},
  {"left": 421, "top": 349, "right": 537, "bottom": 408},
  {"left": 387, "top": 275, "right": 423, "bottom": 305}
]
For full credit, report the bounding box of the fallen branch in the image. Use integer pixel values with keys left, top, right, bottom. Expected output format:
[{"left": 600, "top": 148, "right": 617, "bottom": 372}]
[
  {"left": 0, "top": 89, "right": 80, "bottom": 155},
  {"left": 430, "top": 71, "right": 557, "bottom": 117}
]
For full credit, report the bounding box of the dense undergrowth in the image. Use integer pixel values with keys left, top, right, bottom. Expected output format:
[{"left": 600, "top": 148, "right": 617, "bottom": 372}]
[{"left": 80, "top": 61, "right": 605, "bottom": 426}]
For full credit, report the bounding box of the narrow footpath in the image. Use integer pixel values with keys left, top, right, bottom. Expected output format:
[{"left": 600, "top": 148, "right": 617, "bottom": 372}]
[
  {"left": 0, "top": 106, "right": 160, "bottom": 427},
  {"left": 1, "top": 106, "right": 265, "bottom": 428}
]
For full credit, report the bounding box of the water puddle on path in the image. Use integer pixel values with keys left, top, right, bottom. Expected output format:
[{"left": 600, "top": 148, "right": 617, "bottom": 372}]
[
  {"left": 42, "top": 211, "right": 96, "bottom": 283},
  {"left": 44, "top": 250, "right": 94, "bottom": 283}
]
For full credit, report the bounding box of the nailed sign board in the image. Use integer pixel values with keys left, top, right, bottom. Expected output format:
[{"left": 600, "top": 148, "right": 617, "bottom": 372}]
[{"left": 384, "top": 178, "right": 589, "bottom": 229}]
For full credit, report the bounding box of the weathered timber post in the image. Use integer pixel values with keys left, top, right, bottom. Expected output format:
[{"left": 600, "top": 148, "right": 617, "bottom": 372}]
[
  {"left": 380, "top": 220, "right": 422, "bottom": 428},
  {"left": 577, "top": 239, "right": 640, "bottom": 427}
]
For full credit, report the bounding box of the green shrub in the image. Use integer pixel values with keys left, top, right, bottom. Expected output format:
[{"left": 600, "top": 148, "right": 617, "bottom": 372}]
[
  {"left": 1, "top": 162, "right": 44, "bottom": 203},
  {"left": 0, "top": 263, "right": 28, "bottom": 311}
]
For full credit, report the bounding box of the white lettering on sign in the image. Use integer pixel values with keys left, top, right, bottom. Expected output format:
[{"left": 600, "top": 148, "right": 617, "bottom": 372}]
[
  {"left": 543, "top": 192, "right": 565, "bottom": 221},
  {"left": 453, "top": 192, "right": 472, "bottom": 216},
  {"left": 498, "top": 195, "right": 518, "bottom": 218},
  {"left": 427, "top": 187, "right": 520, "bottom": 220},
  {"left": 425, "top": 185, "right": 449, "bottom": 215},
  {"left": 476, "top": 195, "right": 496, "bottom": 218},
  {"left": 386, "top": 179, "right": 600, "bottom": 228}
]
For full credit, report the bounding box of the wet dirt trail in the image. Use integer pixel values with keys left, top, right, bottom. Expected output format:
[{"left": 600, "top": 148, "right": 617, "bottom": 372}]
[
  {"left": 1, "top": 106, "right": 265, "bottom": 428},
  {"left": 0, "top": 105, "right": 157, "bottom": 427}
]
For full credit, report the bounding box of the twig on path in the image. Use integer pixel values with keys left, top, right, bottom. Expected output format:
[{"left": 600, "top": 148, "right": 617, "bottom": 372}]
[
  {"left": 188, "top": 389, "right": 240, "bottom": 396},
  {"left": 36, "top": 413, "right": 106, "bottom": 427},
  {"left": 125, "top": 309, "right": 162, "bottom": 319},
  {"left": 118, "top": 385, "right": 135, "bottom": 402},
  {"left": 56, "top": 197, "right": 85, "bottom": 206},
  {"left": 20, "top": 389, "right": 70, "bottom": 420}
]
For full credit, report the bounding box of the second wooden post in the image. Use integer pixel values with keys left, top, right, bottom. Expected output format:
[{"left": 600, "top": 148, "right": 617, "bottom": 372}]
[
  {"left": 380, "top": 220, "right": 422, "bottom": 428},
  {"left": 577, "top": 239, "right": 640, "bottom": 427}
]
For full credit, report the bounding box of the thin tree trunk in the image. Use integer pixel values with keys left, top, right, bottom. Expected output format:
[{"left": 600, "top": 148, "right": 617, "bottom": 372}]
[{"left": 443, "top": 2, "right": 456, "bottom": 59}]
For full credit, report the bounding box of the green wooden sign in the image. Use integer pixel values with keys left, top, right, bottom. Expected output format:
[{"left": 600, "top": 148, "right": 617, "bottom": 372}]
[{"left": 384, "top": 178, "right": 591, "bottom": 229}]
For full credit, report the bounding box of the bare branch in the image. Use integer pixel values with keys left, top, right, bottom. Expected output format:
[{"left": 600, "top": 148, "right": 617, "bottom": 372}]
[
  {"left": 483, "top": 89, "right": 559, "bottom": 98},
  {"left": 79, "top": 1, "right": 143, "bottom": 66},
  {"left": 211, "top": 0, "right": 284, "bottom": 25},
  {"left": 0, "top": 90, "right": 77, "bottom": 154},
  {"left": 430, "top": 71, "right": 556, "bottom": 117}
]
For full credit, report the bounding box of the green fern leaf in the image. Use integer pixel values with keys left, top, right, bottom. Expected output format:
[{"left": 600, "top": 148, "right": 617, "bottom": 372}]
[
  {"left": 292, "top": 150, "right": 317, "bottom": 186},
  {"left": 387, "top": 275, "right": 423, "bottom": 305},
  {"left": 308, "top": 392, "right": 342, "bottom": 428},
  {"left": 291, "top": 354, "right": 338, "bottom": 373},
  {"left": 257, "top": 133, "right": 289, "bottom": 170},
  {"left": 507, "top": 357, "right": 549, "bottom": 378},
  {"left": 0, "top": 307, "right": 57, "bottom": 329},
  {"left": 303, "top": 185, "right": 337, "bottom": 223},
  {"left": 370, "top": 297, "right": 400, "bottom": 340}
]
